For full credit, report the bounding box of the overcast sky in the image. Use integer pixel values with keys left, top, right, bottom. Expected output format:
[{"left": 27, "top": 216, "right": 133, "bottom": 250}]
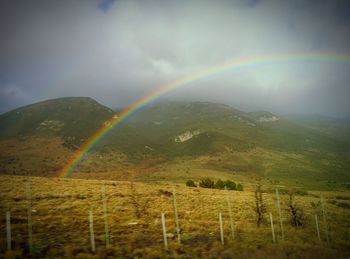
[{"left": 1, "top": 0, "right": 350, "bottom": 117}]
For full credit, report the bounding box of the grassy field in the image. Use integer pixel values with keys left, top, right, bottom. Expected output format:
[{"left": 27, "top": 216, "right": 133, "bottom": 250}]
[{"left": 0, "top": 175, "right": 349, "bottom": 258}]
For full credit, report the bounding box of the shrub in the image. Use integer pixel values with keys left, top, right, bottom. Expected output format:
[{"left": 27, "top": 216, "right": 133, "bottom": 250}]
[
  {"left": 197, "top": 178, "right": 244, "bottom": 191},
  {"left": 224, "top": 180, "right": 236, "bottom": 190},
  {"left": 236, "top": 183, "right": 243, "bottom": 191},
  {"left": 215, "top": 179, "right": 225, "bottom": 189},
  {"left": 287, "top": 190, "right": 305, "bottom": 227},
  {"left": 254, "top": 183, "right": 266, "bottom": 227},
  {"left": 197, "top": 178, "right": 243, "bottom": 191},
  {"left": 199, "top": 178, "right": 215, "bottom": 188},
  {"left": 129, "top": 182, "right": 150, "bottom": 218},
  {"left": 186, "top": 180, "right": 197, "bottom": 187}
]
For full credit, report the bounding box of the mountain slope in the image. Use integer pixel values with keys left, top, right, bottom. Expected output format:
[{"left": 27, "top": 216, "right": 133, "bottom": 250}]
[
  {"left": 101, "top": 101, "right": 349, "bottom": 156},
  {"left": 0, "top": 97, "right": 114, "bottom": 147},
  {"left": 285, "top": 114, "right": 350, "bottom": 144},
  {"left": 0, "top": 98, "right": 349, "bottom": 189}
]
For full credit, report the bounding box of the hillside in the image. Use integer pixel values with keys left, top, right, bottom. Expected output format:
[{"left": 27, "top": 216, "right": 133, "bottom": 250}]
[
  {"left": 0, "top": 97, "right": 114, "bottom": 147},
  {"left": 0, "top": 98, "right": 349, "bottom": 190},
  {"left": 285, "top": 114, "right": 350, "bottom": 144},
  {"left": 108, "top": 101, "right": 349, "bottom": 155}
]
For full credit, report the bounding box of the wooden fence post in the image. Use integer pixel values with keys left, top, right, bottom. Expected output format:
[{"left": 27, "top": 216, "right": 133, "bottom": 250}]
[
  {"left": 219, "top": 213, "right": 224, "bottom": 245},
  {"left": 269, "top": 213, "right": 276, "bottom": 243},
  {"left": 161, "top": 213, "right": 168, "bottom": 250},
  {"left": 315, "top": 214, "right": 321, "bottom": 241}
]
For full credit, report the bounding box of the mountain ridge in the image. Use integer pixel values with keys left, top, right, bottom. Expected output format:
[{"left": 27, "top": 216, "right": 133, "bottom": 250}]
[{"left": 0, "top": 97, "right": 349, "bottom": 189}]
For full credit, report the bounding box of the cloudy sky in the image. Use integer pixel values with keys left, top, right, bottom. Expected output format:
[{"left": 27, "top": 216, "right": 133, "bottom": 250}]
[{"left": 1, "top": 0, "right": 350, "bottom": 116}]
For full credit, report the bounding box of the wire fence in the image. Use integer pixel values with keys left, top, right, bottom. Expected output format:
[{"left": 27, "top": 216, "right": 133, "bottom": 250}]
[{"left": 0, "top": 176, "right": 350, "bottom": 256}]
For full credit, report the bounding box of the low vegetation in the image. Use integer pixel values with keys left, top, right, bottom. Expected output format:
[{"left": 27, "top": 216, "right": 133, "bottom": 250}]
[
  {"left": 0, "top": 175, "right": 349, "bottom": 258},
  {"left": 287, "top": 190, "right": 305, "bottom": 227},
  {"left": 186, "top": 178, "right": 244, "bottom": 191},
  {"left": 185, "top": 179, "right": 197, "bottom": 187},
  {"left": 254, "top": 183, "right": 266, "bottom": 227}
]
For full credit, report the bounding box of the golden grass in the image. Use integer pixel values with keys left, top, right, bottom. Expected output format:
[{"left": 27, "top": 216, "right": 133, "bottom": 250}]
[{"left": 0, "top": 175, "right": 349, "bottom": 258}]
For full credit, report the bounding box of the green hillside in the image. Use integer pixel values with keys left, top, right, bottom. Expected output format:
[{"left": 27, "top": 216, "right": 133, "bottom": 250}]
[
  {"left": 0, "top": 97, "right": 114, "bottom": 147},
  {"left": 285, "top": 114, "right": 350, "bottom": 144},
  {"left": 103, "top": 101, "right": 350, "bottom": 187},
  {"left": 100, "top": 101, "right": 349, "bottom": 155},
  {"left": 0, "top": 98, "right": 349, "bottom": 189}
]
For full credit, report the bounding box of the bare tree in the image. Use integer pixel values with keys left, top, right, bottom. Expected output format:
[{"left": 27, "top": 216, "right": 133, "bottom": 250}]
[
  {"left": 287, "top": 190, "right": 304, "bottom": 227},
  {"left": 254, "top": 183, "right": 266, "bottom": 227},
  {"left": 129, "top": 182, "right": 150, "bottom": 218}
]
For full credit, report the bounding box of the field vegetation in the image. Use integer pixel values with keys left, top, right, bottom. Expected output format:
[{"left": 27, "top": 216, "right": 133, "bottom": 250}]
[{"left": 0, "top": 175, "right": 349, "bottom": 258}]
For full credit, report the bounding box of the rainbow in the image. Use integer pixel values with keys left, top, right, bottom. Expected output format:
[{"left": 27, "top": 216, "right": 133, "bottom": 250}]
[{"left": 59, "top": 52, "right": 350, "bottom": 177}]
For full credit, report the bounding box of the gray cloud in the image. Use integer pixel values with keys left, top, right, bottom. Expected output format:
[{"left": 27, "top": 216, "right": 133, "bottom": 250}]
[{"left": 0, "top": 0, "right": 349, "bottom": 116}]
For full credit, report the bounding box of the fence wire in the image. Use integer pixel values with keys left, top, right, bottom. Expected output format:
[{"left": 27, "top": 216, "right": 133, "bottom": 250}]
[{"left": 1, "top": 177, "right": 350, "bottom": 254}]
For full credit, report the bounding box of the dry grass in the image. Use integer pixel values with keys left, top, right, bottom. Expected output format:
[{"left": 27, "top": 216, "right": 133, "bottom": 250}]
[
  {"left": 0, "top": 137, "right": 150, "bottom": 181},
  {"left": 0, "top": 175, "right": 349, "bottom": 258}
]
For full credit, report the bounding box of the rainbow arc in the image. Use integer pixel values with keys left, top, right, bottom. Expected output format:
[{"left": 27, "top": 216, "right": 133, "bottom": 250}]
[{"left": 59, "top": 52, "right": 350, "bottom": 177}]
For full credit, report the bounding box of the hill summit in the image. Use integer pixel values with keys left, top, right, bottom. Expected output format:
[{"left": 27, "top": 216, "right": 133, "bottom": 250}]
[{"left": 0, "top": 97, "right": 114, "bottom": 147}]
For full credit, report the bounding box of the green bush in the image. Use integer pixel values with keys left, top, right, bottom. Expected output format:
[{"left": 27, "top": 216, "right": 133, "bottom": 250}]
[
  {"left": 236, "top": 183, "right": 243, "bottom": 191},
  {"left": 215, "top": 179, "right": 225, "bottom": 189},
  {"left": 186, "top": 180, "right": 197, "bottom": 187},
  {"left": 196, "top": 178, "right": 244, "bottom": 191},
  {"left": 224, "top": 180, "right": 236, "bottom": 190},
  {"left": 199, "top": 178, "right": 215, "bottom": 188}
]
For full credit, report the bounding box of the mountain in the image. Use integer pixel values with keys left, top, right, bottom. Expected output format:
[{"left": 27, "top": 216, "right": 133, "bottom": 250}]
[
  {"left": 0, "top": 97, "right": 349, "bottom": 189},
  {"left": 101, "top": 101, "right": 348, "bottom": 155},
  {"left": 0, "top": 97, "right": 114, "bottom": 147},
  {"left": 0, "top": 97, "right": 117, "bottom": 176}
]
